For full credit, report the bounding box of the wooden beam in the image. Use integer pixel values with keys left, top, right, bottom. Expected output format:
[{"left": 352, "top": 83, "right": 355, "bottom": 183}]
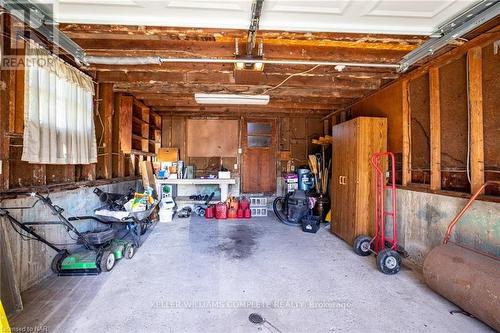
[
  {"left": 96, "top": 70, "right": 382, "bottom": 89},
  {"left": 152, "top": 106, "right": 330, "bottom": 115},
  {"left": 142, "top": 99, "right": 348, "bottom": 109},
  {"left": 467, "top": 47, "right": 485, "bottom": 194},
  {"left": 429, "top": 67, "right": 441, "bottom": 191},
  {"left": 401, "top": 79, "right": 411, "bottom": 186},
  {"left": 97, "top": 83, "right": 114, "bottom": 179},
  {"left": 114, "top": 82, "right": 377, "bottom": 96}
]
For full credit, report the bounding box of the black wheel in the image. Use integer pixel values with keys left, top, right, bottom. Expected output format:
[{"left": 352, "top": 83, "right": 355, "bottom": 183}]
[
  {"left": 124, "top": 244, "right": 136, "bottom": 259},
  {"left": 51, "top": 252, "right": 67, "bottom": 274},
  {"left": 137, "top": 221, "right": 148, "bottom": 235},
  {"left": 99, "top": 250, "right": 115, "bottom": 272},
  {"left": 376, "top": 249, "right": 401, "bottom": 275},
  {"left": 353, "top": 235, "right": 372, "bottom": 256}
]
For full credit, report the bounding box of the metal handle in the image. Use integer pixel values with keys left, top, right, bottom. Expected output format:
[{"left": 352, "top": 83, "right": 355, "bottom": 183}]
[{"left": 339, "top": 176, "right": 347, "bottom": 185}]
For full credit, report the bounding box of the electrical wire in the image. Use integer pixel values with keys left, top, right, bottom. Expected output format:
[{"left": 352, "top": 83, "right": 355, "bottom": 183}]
[{"left": 261, "top": 64, "right": 322, "bottom": 95}]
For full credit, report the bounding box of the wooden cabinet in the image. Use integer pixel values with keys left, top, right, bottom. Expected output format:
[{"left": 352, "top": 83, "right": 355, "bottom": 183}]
[{"left": 330, "top": 117, "right": 387, "bottom": 245}]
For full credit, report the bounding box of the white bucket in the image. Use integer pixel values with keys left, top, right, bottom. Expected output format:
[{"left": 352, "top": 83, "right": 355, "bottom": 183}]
[{"left": 159, "top": 209, "right": 173, "bottom": 222}]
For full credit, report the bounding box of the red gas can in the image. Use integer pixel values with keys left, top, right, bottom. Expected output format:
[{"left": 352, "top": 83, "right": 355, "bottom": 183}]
[
  {"left": 239, "top": 197, "right": 250, "bottom": 210},
  {"left": 205, "top": 205, "right": 215, "bottom": 219},
  {"left": 236, "top": 209, "right": 244, "bottom": 218},
  {"left": 243, "top": 208, "right": 251, "bottom": 219},
  {"left": 215, "top": 202, "right": 228, "bottom": 219}
]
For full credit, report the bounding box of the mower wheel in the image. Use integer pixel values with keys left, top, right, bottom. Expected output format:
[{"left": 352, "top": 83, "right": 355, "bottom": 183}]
[
  {"left": 376, "top": 249, "right": 401, "bottom": 275},
  {"left": 124, "top": 244, "right": 136, "bottom": 259},
  {"left": 51, "top": 252, "right": 67, "bottom": 274},
  {"left": 353, "top": 235, "right": 372, "bottom": 256},
  {"left": 100, "top": 250, "right": 116, "bottom": 272}
]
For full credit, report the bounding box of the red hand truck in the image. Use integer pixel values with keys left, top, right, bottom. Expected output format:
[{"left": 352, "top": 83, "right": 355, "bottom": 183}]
[{"left": 353, "top": 152, "right": 402, "bottom": 274}]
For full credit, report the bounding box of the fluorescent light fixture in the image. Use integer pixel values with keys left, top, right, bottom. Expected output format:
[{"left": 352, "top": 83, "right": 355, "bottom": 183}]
[{"left": 195, "top": 93, "right": 270, "bottom": 105}]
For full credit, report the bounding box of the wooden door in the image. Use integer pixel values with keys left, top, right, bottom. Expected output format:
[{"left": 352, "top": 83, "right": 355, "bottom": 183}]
[{"left": 242, "top": 119, "right": 276, "bottom": 193}]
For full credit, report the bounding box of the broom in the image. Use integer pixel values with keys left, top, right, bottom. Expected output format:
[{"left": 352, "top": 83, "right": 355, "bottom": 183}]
[{"left": 308, "top": 154, "right": 320, "bottom": 193}]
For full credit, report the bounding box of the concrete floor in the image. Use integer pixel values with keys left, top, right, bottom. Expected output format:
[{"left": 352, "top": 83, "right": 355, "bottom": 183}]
[{"left": 11, "top": 216, "right": 494, "bottom": 333}]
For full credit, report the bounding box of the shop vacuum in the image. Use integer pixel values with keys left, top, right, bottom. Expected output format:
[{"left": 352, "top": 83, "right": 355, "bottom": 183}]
[{"left": 273, "top": 190, "right": 320, "bottom": 232}]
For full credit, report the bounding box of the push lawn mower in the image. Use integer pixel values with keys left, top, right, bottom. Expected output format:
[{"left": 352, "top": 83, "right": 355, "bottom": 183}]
[{"left": 0, "top": 191, "right": 136, "bottom": 275}]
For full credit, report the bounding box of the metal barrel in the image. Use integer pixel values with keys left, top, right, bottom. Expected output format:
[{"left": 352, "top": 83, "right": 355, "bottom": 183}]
[{"left": 423, "top": 243, "right": 500, "bottom": 331}]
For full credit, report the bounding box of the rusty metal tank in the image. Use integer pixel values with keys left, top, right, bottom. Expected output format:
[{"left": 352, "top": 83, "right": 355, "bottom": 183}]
[{"left": 423, "top": 243, "right": 500, "bottom": 331}]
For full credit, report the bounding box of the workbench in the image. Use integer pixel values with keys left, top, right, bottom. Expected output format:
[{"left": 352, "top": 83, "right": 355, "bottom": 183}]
[{"left": 155, "top": 178, "right": 236, "bottom": 201}]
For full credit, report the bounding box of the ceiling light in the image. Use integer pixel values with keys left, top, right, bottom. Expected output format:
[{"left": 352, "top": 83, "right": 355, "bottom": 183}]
[
  {"left": 234, "top": 62, "right": 264, "bottom": 71},
  {"left": 195, "top": 93, "right": 270, "bottom": 105},
  {"left": 334, "top": 65, "right": 346, "bottom": 72}
]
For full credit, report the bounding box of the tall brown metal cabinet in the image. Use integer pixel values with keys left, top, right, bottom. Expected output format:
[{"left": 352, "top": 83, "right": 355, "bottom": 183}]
[{"left": 330, "top": 117, "right": 387, "bottom": 245}]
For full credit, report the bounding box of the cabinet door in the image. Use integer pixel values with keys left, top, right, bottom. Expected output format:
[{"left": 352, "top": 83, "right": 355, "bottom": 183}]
[
  {"left": 330, "top": 123, "right": 344, "bottom": 235},
  {"left": 342, "top": 120, "right": 358, "bottom": 244}
]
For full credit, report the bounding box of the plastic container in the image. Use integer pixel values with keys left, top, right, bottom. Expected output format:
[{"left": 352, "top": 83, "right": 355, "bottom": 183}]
[
  {"left": 237, "top": 209, "right": 244, "bottom": 218},
  {"left": 228, "top": 208, "right": 237, "bottom": 218},
  {"left": 229, "top": 199, "right": 239, "bottom": 210},
  {"left": 205, "top": 205, "right": 215, "bottom": 219},
  {"left": 159, "top": 209, "right": 173, "bottom": 222},
  {"left": 215, "top": 202, "right": 227, "bottom": 219},
  {"left": 239, "top": 197, "right": 250, "bottom": 210},
  {"left": 243, "top": 208, "right": 251, "bottom": 219}
]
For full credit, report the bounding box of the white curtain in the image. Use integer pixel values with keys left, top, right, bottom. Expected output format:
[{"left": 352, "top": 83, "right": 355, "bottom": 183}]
[{"left": 22, "top": 43, "right": 97, "bottom": 164}]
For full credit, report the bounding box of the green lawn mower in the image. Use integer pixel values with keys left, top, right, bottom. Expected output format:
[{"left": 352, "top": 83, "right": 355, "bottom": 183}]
[{"left": 0, "top": 191, "right": 136, "bottom": 275}]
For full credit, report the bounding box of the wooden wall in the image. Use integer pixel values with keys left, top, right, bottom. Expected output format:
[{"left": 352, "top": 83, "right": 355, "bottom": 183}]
[
  {"left": 161, "top": 114, "right": 324, "bottom": 179},
  {"left": 340, "top": 32, "right": 500, "bottom": 197},
  {"left": 0, "top": 17, "right": 157, "bottom": 192}
]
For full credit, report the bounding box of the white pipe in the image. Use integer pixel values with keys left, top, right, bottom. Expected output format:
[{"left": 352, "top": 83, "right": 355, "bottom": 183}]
[
  {"left": 85, "top": 56, "right": 161, "bottom": 65},
  {"left": 159, "top": 57, "right": 399, "bottom": 69},
  {"left": 84, "top": 55, "right": 399, "bottom": 69}
]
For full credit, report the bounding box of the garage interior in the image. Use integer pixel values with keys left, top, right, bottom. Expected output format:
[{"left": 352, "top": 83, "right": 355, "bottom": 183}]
[{"left": 0, "top": 0, "right": 499, "bottom": 332}]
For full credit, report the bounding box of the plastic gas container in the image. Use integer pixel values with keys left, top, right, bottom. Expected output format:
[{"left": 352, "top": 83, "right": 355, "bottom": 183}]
[
  {"left": 205, "top": 205, "right": 215, "bottom": 219},
  {"left": 239, "top": 197, "right": 250, "bottom": 210},
  {"left": 215, "top": 202, "right": 227, "bottom": 219},
  {"left": 228, "top": 208, "right": 237, "bottom": 218},
  {"left": 243, "top": 208, "right": 251, "bottom": 219}
]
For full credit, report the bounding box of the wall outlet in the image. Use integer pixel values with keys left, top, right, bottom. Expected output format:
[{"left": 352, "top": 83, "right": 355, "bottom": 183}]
[
  {"left": 233, "top": 163, "right": 238, "bottom": 170},
  {"left": 238, "top": 148, "right": 243, "bottom": 154}
]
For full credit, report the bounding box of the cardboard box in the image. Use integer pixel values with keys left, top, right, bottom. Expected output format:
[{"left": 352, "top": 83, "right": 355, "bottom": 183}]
[{"left": 158, "top": 148, "right": 179, "bottom": 162}]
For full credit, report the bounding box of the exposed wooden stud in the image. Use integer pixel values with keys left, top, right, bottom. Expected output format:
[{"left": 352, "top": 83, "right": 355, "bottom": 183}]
[
  {"left": 429, "top": 67, "right": 441, "bottom": 191},
  {"left": 467, "top": 47, "right": 485, "bottom": 194},
  {"left": 113, "top": 93, "right": 133, "bottom": 177},
  {"left": 0, "top": 15, "right": 13, "bottom": 190},
  {"left": 402, "top": 79, "right": 411, "bottom": 186},
  {"left": 98, "top": 83, "right": 114, "bottom": 179}
]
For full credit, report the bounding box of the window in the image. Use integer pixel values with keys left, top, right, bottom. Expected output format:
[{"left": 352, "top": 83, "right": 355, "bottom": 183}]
[{"left": 22, "top": 42, "right": 97, "bottom": 164}]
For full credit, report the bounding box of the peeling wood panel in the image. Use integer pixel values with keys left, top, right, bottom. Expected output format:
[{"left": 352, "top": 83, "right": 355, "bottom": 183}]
[
  {"left": 409, "top": 74, "right": 430, "bottom": 184},
  {"left": 439, "top": 56, "right": 469, "bottom": 193},
  {"left": 46, "top": 165, "right": 75, "bottom": 185},
  {"left": 350, "top": 81, "right": 403, "bottom": 153},
  {"left": 171, "top": 117, "right": 186, "bottom": 161}
]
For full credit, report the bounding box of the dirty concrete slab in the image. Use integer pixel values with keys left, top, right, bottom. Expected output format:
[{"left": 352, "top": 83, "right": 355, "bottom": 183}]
[{"left": 10, "top": 216, "right": 495, "bottom": 333}]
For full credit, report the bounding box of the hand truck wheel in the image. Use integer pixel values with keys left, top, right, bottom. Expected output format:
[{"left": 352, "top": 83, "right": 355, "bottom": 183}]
[
  {"left": 353, "top": 235, "right": 372, "bottom": 256},
  {"left": 376, "top": 249, "right": 401, "bottom": 275}
]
